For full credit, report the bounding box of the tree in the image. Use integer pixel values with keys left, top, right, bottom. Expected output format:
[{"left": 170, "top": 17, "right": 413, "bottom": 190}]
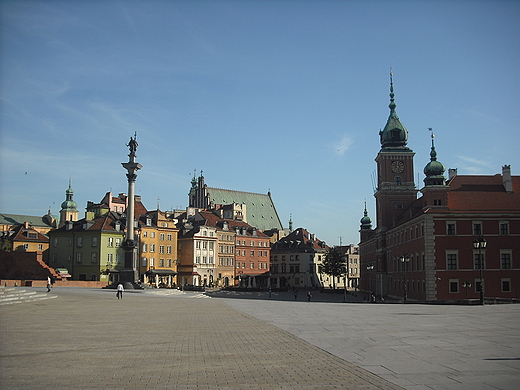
[{"left": 320, "top": 246, "right": 346, "bottom": 289}]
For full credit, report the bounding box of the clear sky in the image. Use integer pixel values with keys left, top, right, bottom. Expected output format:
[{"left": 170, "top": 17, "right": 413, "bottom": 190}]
[{"left": 1, "top": 0, "right": 519, "bottom": 246}]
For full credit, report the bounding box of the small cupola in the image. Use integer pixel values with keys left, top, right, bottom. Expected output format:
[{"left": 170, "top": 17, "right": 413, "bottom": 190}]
[{"left": 423, "top": 129, "right": 447, "bottom": 186}]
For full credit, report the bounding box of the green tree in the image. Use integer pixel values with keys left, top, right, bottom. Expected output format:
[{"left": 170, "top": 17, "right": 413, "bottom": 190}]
[{"left": 320, "top": 246, "right": 346, "bottom": 289}]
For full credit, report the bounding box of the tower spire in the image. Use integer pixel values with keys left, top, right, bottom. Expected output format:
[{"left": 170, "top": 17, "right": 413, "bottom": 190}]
[
  {"left": 379, "top": 70, "right": 409, "bottom": 149},
  {"left": 423, "top": 128, "right": 446, "bottom": 186},
  {"left": 389, "top": 68, "right": 396, "bottom": 111}
]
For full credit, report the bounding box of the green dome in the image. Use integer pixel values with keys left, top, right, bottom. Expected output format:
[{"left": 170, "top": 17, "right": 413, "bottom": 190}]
[
  {"left": 423, "top": 134, "right": 446, "bottom": 186},
  {"left": 379, "top": 72, "right": 409, "bottom": 149},
  {"left": 61, "top": 181, "right": 78, "bottom": 211},
  {"left": 360, "top": 203, "right": 372, "bottom": 230}
]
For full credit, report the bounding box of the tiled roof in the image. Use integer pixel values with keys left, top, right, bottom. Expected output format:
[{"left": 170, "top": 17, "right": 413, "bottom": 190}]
[
  {"left": 273, "top": 227, "right": 329, "bottom": 251},
  {"left": 10, "top": 224, "right": 49, "bottom": 242},
  {"left": 206, "top": 188, "right": 283, "bottom": 231},
  {"left": 447, "top": 175, "right": 520, "bottom": 212},
  {"left": 199, "top": 211, "right": 269, "bottom": 238}
]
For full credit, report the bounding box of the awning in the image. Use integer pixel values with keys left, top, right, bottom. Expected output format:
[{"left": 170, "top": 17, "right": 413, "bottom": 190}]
[
  {"left": 55, "top": 268, "right": 71, "bottom": 278},
  {"left": 145, "top": 269, "right": 178, "bottom": 276}
]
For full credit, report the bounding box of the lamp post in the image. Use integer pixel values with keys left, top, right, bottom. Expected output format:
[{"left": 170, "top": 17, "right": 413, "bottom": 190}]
[
  {"left": 400, "top": 255, "right": 410, "bottom": 302},
  {"left": 367, "top": 264, "right": 374, "bottom": 302},
  {"left": 473, "top": 237, "right": 487, "bottom": 305},
  {"left": 462, "top": 281, "right": 472, "bottom": 300},
  {"left": 343, "top": 254, "right": 349, "bottom": 303}
]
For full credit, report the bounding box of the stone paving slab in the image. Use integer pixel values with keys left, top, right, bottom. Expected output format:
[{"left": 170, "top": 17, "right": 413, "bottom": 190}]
[
  {"left": 0, "top": 287, "right": 402, "bottom": 390},
  {"left": 212, "top": 290, "right": 520, "bottom": 390}
]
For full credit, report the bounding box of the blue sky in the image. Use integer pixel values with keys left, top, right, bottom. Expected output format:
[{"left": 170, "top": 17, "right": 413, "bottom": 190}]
[{"left": 1, "top": 0, "right": 519, "bottom": 246}]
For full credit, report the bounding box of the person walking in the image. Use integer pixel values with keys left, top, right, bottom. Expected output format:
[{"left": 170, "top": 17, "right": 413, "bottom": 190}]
[
  {"left": 46, "top": 276, "right": 51, "bottom": 292},
  {"left": 307, "top": 291, "right": 312, "bottom": 302},
  {"left": 116, "top": 283, "right": 124, "bottom": 299}
]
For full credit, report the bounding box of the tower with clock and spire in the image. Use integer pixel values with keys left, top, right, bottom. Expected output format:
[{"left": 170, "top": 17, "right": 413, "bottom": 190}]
[{"left": 374, "top": 71, "right": 418, "bottom": 232}]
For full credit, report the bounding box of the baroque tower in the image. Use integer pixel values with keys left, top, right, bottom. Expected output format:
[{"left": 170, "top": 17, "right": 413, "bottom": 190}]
[
  {"left": 374, "top": 72, "right": 418, "bottom": 232},
  {"left": 59, "top": 179, "right": 79, "bottom": 227}
]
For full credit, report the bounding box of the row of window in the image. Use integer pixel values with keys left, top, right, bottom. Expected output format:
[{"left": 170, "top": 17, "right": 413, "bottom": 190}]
[
  {"left": 195, "top": 241, "right": 215, "bottom": 250},
  {"left": 446, "top": 221, "right": 509, "bottom": 236},
  {"left": 236, "top": 262, "right": 269, "bottom": 269},
  {"left": 236, "top": 250, "right": 269, "bottom": 257},
  {"left": 52, "top": 237, "right": 122, "bottom": 248},
  {"left": 142, "top": 244, "right": 173, "bottom": 254},
  {"left": 195, "top": 256, "right": 215, "bottom": 264},
  {"left": 236, "top": 240, "right": 269, "bottom": 247},
  {"left": 141, "top": 258, "right": 174, "bottom": 268},
  {"left": 446, "top": 251, "right": 512, "bottom": 270},
  {"left": 449, "top": 278, "right": 512, "bottom": 293},
  {"left": 21, "top": 243, "right": 45, "bottom": 250},
  {"left": 142, "top": 231, "right": 173, "bottom": 240}
]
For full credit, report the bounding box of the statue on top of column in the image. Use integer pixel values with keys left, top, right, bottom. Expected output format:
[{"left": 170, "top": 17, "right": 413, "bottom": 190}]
[{"left": 127, "top": 132, "right": 138, "bottom": 154}]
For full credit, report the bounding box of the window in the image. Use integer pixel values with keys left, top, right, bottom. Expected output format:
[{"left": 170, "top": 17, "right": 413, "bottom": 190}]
[
  {"left": 77, "top": 237, "right": 83, "bottom": 247},
  {"left": 107, "top": 253, "right": 113, "bottom": 263},
  {"left": 150, "top": 232, "right": 155, "bottom": 238},
  {"left": 143, "top": 231, "right": 148, "bottom": 237},
  {"left": 209, "top": 242, "right": 214, "bottom": 250},
  {"left": 203, "top": 241, "right": 207, "bottom": 249},
  {"left": 250, "top": 263, "right": 255, "bottom": 269},
  {"left": 167, "top": 234, "right": 172, "bottom": 241},
  {"left": 142, "top": 243, "right": 148, "bottom": 252},
  {"left": 167, "top": 259, "right": 171, "bottom": 267},
  {"left": 502, "top": 279, "right": 511, "bottom": 292},
  {"left": 142, "top": 258, "right": 147, "bottom": 267},
  {"left": 160, "top": 233, "right": 165, "bottom": 241},
  {"left": 116, "top": 254, "right": 121, "bottom": 264},
  {"left": 251, "top": 251, "right": 255, "bottom": 257},
  {"left": 159, "top": 245, "right": 165, "bottom": 254},
  {"left": 242, "top": 262, "right": 246, "bottom": 269},
  {"left": 92, "top": 237, "right": 98, "bottom": 247},
  {"left": 91, "top": 252, "right": 97, "bottom": 263},
  {"left": 500, "top": 222, "right": 509, "bottom": 235},
  {"left": 115, "top": 238, "right": 121, "bottom": 247},
  {"left": 150, "top": 258, "right": 154, "bottom": 267},
  {"left": 449, "top": 279, "right": 459, "bottom": 293},
  {"left": 159, "top": 259, "right": 164, "bottom": 267},
  {"left": 52, "top": 254, "right": 57, "bottom": 263},
  {"left": 38, "top": 244, "right": 43, "bottom": 250},
  {"left": 446, "top": 253, "right": 458, "bottom": 270},
  {"left": 76, "top": 252, "right": 82, "bottom": 263},
  {"left": 447, "top": 223, "right": 456, "bottom": 235},
  {"left": 473, "top": 222, "right": 482, "bottom": 236},
  {"left": 167, "top": 246, "right": 172, "bottom": 254},
  {"left": 501, "top": 252, "right": 512, "bottom": 269},
  {"left": 53, "top": 238, "right": 58, "bottom": 248},
  {"left": 209, "top": 256, "right": 214, "bottom": 264},
  {"left": 196, "top": 241, "right": 201, "bottom": 249},
  {"left": 108, "top": 237, "right": 113, "bottom": 247},
  {"left": 150, "top": 244, "right": 155, "bottom": 253},
  {"left": 203, "top": 256, "right": 207, "bottom": 264},
  {"left": 474, "top": 253, "right": 485, "bottom": 270}
]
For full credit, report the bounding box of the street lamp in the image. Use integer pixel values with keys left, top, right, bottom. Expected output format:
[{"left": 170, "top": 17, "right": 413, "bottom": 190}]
[
  {"left": 400, "top": 255, "right": 410, "bottom": 302},
  {"left": 462, "top": 281, "right": 472, "bottom": 300},
  {"left": 473, "top": 237, "right": 487, "bottom": 305},
  {"left": 367, "top": 264, "right": 374, "bottom": 302}
]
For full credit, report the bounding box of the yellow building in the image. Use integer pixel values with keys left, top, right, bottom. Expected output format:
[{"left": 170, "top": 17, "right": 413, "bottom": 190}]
[{"left": 138, "top": 210, "right": 179, "bottom": 287}]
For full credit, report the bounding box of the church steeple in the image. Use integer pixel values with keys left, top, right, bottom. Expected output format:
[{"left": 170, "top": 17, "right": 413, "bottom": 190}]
[
  {"left": 59, "top": 179, "right": 79, "bottom": 227},
  {"left": 379, "top": 71, "right": 410, "bottom": 150},
  {"left": 423, "top": 129, "right": 447, "bottom": 186}
]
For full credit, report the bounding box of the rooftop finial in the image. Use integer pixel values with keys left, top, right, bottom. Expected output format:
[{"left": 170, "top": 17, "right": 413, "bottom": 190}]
[
  {"left": 389, "top": 68, "right": 396, "bottom": 111},
  {"left": 428, "top": 128, "right": 437, "bottom": 161}
]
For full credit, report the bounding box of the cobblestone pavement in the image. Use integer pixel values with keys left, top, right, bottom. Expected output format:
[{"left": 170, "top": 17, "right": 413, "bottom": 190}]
[{"left": 0, "top": 287, "right": 402, "bottom": 390}]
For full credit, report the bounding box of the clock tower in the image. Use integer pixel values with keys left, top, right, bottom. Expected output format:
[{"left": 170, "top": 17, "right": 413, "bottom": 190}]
[{"left": 374, "top": 72, "right": 417, "bottom": 231}]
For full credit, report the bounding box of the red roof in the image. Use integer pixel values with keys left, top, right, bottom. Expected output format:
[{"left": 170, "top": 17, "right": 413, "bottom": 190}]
[{"left": 447, "top": 175, "right": 520, "bottom": 213}]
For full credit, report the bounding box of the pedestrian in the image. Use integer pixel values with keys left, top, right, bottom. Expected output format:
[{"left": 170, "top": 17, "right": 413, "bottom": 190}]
[
  {"left": 307, "top": 291, "right": 312, "bottom": 302},
  {"left": 116, "top": 283, "right": 124, "bottom": 299},
  {"left": 268, "top": 288, "right": 272, "bottom": 298},
  {"left": 46, "top": 276, "right": 51, "bottom": 292},
  {"left": 294, "top": 289, "right": 298, "bottom": 300}
]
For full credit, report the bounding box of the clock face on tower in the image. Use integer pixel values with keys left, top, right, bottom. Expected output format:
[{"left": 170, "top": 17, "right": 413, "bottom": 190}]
[{"left": 391, "top": 160, "right": 404, "bottom": 173}]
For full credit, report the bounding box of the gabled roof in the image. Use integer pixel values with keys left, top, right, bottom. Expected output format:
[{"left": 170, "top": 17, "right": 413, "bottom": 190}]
[
  {"left": 206, "top": 188, "right": 283, "bottom": 231},
  {"left": 50, "top": 212, "right": 125, "bottom": 234},
  {"left": 9, "top": 224, "right": 49, "bottom": 243},
  {"left": 273, "top": 227, "right": 328, "bottom": 251},
  {"left": 198, "top": 210, "right": 269, "bottom": 238}
]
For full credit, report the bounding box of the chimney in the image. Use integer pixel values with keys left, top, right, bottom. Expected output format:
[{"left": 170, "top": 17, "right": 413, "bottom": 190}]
[
  {"left": 448, "top": 168, "right": 457, "bottom": 180},
  {"left": 502, "top": 165, "right": 513, "bottom": 193}
]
